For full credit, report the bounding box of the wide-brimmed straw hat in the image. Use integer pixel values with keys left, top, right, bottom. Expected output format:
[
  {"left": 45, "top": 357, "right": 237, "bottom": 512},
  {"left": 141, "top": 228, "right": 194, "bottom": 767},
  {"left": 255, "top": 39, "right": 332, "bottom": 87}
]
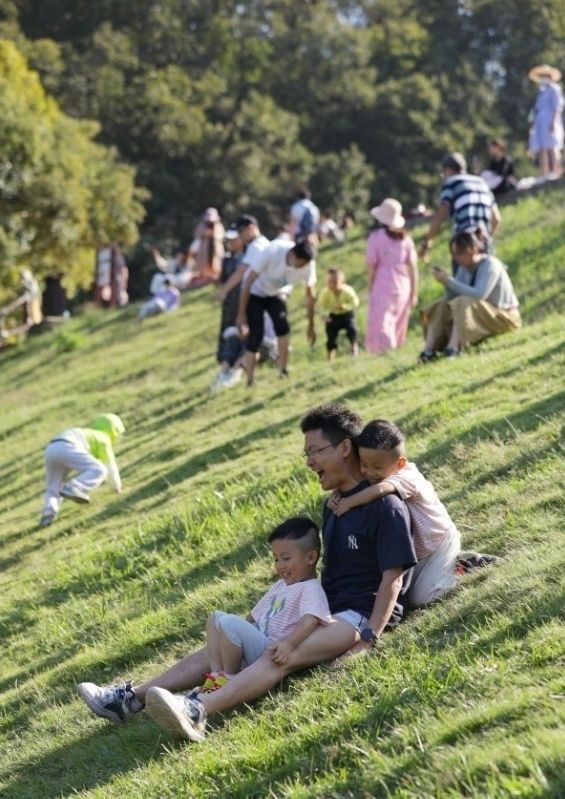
[
  {"left": 528, "top": 64, "right": 562, "bottom": 83},
  {"left": 370, "top": 198, "right": 405, "bottom": 230}
]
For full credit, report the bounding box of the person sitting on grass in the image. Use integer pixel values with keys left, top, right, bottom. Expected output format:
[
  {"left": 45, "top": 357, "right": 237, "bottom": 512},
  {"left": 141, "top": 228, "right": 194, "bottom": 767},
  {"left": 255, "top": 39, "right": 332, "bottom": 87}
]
[
  {"left": 76, "top": 403, "right": 416, "bottom": 743},
  {"left": 77, "top": 516, "right": 331, "bottom": 737},
  {"left": 138, "top": 277, "right": 180, "bottom": 320},
  {"left": 318, "top": 267, "right": 360, "bottom": 361},
  {"left": 40, "top": 413, "right": 124, "bottom": 527},
  {"left": 330, "top": 419, "right": 460, "bottom": 607},
  {"left": 419, "top": 230, "right": 521, "bottom": 362}
]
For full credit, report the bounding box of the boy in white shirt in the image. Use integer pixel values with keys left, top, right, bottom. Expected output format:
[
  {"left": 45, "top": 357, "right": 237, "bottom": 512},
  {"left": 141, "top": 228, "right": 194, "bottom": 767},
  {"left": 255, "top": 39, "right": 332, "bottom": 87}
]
[
  {"left": 77, "top": 517, "right": 331, "bottom": 742},
  {"left": 330, "top": 419, "right": 460, "bottom": 607}
]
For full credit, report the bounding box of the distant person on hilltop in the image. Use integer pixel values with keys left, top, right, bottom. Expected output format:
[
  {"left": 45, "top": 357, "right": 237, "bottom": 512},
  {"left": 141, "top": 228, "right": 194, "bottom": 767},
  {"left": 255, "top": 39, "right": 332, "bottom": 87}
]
[
  {"left": 419, "top": 153, "right": 500, "bottom": 274},
  {"left": 187, "top": 207, "right": 225, "bottom": 286},
  {"left": 365, "top": 198, "right": 418, "bottom": 354},
  {"left": 39, "top": 413, "right": 125, "bottom": 527},
  {"left": 481, "top": 139, "right": 517, "bottom": 196},
  {"left": 138, "top": 277, "right": 180, "bottom": 321},
  {"left": 317, "top": 212, "right": 344, "bottom": 244},
  {"left": 528, "top": 64, "right": 564, "bottom": 178},
  {"left": 419, "top": 230, "right": 521, "bottom": 362},
  {"left": 289, "top": 188, "right": 320, "bottom": 245}
]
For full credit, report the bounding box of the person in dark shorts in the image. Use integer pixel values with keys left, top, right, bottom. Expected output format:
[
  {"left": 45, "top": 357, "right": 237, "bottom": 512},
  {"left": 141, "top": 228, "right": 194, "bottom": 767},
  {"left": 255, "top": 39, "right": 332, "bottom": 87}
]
[{"left": 236, "top": 238, "right": 317, "bottom": 386}]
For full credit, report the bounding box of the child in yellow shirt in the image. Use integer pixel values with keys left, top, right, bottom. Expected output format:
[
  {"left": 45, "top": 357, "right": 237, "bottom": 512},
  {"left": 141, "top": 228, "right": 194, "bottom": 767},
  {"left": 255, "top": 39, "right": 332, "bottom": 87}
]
[{"left": 318, "top": 268, "right": 360, "bottom": 360}]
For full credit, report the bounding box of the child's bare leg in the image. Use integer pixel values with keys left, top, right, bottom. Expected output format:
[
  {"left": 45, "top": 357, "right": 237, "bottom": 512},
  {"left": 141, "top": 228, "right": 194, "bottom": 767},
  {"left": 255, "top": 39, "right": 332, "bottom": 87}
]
[
  {"left": 206, "top": 613, "right": 224, "bottom": 673},
  {"left": 217, "top": 626, "right": 244, "bottom": 674}
]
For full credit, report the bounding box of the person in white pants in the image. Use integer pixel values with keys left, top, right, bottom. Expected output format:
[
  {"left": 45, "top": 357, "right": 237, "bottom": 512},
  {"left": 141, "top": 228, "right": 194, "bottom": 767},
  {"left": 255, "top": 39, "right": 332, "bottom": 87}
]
[{"left": 41, "top": 413, "right": 124, "bottom": 527}]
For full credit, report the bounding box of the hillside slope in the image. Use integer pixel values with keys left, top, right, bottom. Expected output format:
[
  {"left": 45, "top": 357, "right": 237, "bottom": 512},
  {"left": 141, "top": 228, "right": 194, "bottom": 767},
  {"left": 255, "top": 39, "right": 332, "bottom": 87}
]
[{"left": 0, "top": 190, "right": 564, "bottom": 799}]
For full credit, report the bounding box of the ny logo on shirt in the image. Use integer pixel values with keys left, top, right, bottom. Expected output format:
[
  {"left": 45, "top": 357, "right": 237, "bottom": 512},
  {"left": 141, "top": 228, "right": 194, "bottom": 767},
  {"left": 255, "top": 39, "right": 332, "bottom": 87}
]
[{"left": 348, "top": 534, "right": 359, "bottom": 550}]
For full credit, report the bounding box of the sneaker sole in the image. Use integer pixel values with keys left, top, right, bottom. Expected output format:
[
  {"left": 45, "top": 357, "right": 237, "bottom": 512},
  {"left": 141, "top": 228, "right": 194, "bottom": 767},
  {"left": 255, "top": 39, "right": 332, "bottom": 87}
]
[
  {"left": 61, "top": 490, "right": 90, "bottom": 504},
  {"left": 77, "top": 683, "right": 124, "bottom": 724},
  {"left": 145, "top": 687, "right": 205, "bottom": 742}
]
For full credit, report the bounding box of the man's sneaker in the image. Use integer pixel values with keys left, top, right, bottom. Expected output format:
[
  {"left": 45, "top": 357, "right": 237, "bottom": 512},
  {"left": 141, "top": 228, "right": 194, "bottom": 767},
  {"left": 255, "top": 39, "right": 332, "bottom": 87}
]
[
  {"left": 145, "top": 687, "right": 207, "bottom": 742},
  {"left": 61, "top": 483, "right": 90, "bottom": 504},
  {"left": 39, "top": 511, "right": 56, "bottom": 527},
  {"left": 77, "top": 680, "right": 143, "bottom": 723},
  {"left": 443, "top": 346, "right": 459, "bottom": 358}
]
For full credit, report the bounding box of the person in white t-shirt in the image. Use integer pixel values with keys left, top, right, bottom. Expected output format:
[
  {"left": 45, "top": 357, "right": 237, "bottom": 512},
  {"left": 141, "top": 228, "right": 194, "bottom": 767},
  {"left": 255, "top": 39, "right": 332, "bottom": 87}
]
[
  {"left": 236, "top": 238, "right": 317, "bottom": 385},
  {"left": 330, "top": 419, "right": 461, "bottom": 607},
  {"left": 216, "top": 215, "right": 270, "bottom": 304}
]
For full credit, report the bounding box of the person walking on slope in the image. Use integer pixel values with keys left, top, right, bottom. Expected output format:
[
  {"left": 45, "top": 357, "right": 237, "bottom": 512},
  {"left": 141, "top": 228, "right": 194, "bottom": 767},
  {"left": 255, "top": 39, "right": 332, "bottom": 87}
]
[
  {"left": 365, "top": 198, "right": 418, "bottom": 354},
  {"left": 40, "top": 413, "right": 125, "bottom": 527}
]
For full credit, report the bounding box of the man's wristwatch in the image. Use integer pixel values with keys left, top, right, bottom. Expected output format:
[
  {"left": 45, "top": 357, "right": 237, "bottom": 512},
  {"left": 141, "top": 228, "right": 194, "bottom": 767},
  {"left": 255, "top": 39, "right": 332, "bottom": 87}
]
[{"left": 360, "top": 627, "right": 378, "bottom": 646}]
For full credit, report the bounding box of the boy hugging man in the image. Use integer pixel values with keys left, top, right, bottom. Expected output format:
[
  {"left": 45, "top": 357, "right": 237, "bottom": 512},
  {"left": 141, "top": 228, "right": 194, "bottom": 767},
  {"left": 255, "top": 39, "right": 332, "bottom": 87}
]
[{"left": 331, "top": 419, "right": 460, "bottom": 607}]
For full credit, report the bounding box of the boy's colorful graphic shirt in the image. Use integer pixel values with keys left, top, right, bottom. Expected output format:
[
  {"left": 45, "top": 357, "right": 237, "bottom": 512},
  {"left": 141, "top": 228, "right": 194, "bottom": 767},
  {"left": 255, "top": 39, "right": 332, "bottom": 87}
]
[{"left": 251, "top": 579, "right": 331, "bottom": 643}]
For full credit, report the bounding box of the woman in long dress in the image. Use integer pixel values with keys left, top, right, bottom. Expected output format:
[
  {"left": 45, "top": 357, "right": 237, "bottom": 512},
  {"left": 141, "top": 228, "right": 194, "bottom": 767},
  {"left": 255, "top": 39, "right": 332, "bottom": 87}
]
[
  {"left": 528, "top": 64, "right": 564, "bottom": 177},
  {"left": 365, "top": 198, "right": 418, "bottom": 354}
]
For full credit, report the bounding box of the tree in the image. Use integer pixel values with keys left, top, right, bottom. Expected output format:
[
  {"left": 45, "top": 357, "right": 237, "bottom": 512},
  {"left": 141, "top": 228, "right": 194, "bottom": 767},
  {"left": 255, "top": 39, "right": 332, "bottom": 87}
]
[{"left": 0, "top": 39, "right": 146, "bottom": 300}]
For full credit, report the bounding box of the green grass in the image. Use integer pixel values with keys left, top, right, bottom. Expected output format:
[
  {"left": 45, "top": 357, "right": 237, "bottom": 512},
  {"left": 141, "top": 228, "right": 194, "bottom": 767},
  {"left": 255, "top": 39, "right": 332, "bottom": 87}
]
[{"left": 1, "top": 190, "right": 564, "bottom": 798}]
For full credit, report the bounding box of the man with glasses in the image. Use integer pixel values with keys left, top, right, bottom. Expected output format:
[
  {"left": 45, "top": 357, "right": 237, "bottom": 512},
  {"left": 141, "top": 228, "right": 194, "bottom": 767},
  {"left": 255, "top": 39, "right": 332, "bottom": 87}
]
[{"left": 77, "top": 403, "right": 415, "bottom": 741}]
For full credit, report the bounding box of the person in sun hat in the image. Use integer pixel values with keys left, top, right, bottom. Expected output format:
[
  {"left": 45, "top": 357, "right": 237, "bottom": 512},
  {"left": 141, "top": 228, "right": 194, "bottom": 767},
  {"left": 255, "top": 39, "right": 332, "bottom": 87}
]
[
  {"left": 528, "top": 64, "right": 564, "bottom": 178},
  {"left": 419, "top": 152, "right": 501, "bottom": 274},
  {"left": 39, "top": 413, "right": 125, "bottom": 527},
  {"left": 365, "top": 198, "right": 418, "bottom": 354}
]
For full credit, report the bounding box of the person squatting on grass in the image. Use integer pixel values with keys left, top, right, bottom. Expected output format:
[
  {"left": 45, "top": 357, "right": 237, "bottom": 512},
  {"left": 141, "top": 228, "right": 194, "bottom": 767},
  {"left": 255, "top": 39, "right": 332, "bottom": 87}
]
[
  {"left": 76, "top": 403, "right": 417, "bottom": 742},
  {"left": 330, "top": 419, "right": 460, "bottom": 607},
  {"left": 40, "top": 413, "right": 125, "bottom": 527},
  {"left": 317, "top": 267, "right": 360, "bottom": 361},
  {"left": 419, "top": 230, "right": 521, "bottom": 362}
]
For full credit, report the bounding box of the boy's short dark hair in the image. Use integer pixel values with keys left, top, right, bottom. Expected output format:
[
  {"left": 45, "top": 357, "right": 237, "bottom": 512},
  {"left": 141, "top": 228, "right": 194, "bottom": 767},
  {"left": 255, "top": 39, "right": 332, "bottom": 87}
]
[
  {"left": 268, "top": 517, "right": 321, "bottom": 554},
  {"left": 327, "top": 267, "right": 345, "bottom": 280},
  {"left": 356, "top": 419, "right": 406, "bottom": 455},
  {"left": 292, "top": 239, "right": 316, "bottom": 263},
  {"left": 300, "top": 402, "right": 363, "bottom": 446}
]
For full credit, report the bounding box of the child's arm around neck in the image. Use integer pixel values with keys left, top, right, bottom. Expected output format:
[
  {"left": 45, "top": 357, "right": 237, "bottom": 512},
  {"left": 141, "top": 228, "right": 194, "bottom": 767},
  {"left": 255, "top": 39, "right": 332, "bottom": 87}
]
[{"left": 330, "top": 480, "right": 396, "bottom": 517}]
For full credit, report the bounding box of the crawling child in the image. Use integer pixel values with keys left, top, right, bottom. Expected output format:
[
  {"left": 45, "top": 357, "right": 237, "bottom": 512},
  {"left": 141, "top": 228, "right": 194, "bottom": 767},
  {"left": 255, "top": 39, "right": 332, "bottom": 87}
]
[{"left": 40, "top": 413, "right": 124, "bottom": 526}]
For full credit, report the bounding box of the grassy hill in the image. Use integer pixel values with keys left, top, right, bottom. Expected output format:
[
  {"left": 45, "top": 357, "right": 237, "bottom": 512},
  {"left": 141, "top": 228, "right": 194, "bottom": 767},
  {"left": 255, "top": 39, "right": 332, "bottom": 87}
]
[{"left": 1, "top": 190, "right": 564, "bottom": 799}]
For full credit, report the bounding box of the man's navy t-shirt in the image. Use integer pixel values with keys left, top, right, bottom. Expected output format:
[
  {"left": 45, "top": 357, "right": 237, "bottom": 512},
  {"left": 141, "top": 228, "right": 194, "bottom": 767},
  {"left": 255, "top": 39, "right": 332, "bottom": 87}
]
[{"left": 321, "top": 482, "right": 416, "bottom": 619}]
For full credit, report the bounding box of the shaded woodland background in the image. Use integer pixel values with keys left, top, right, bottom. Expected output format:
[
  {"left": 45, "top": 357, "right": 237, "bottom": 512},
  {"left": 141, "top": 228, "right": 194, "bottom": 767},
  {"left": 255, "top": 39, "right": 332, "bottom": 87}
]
[{"left": 0, "top": 0, "right": 563, "bottom": 294}]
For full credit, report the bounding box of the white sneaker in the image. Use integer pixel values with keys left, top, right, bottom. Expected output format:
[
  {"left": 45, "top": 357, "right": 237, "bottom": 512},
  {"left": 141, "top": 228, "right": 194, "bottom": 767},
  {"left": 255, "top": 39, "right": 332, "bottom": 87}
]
[
  {"left": 223, "top": 368, "right": 243, "bottom": 388},
  {"left": 145, "top": 687, "right": 207, "bottom": 742},
  {"left": 210, "top": 371, "right": 229, "bottom": 393},
  {"left": 77, "top": 680, "right": 142, "bottom": 723},
  {"left": 61, "top": 483, "right": 90, "bottom": 504}
]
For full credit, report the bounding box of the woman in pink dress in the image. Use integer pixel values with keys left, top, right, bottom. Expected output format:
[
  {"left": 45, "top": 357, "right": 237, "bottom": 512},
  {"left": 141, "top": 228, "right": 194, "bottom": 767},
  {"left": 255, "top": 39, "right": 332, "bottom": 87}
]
[{"left": 365, "top": 198, "right": 418, "bottom": 354}]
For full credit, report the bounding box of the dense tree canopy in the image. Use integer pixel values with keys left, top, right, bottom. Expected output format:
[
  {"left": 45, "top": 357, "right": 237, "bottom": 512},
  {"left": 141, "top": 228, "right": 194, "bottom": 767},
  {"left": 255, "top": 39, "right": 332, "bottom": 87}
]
[
  {"left": 0, "top": 0, "right": 562, "bottom": 291},
  {"left": 0, "top": 38, "right": 146, "bottom": 299}
]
